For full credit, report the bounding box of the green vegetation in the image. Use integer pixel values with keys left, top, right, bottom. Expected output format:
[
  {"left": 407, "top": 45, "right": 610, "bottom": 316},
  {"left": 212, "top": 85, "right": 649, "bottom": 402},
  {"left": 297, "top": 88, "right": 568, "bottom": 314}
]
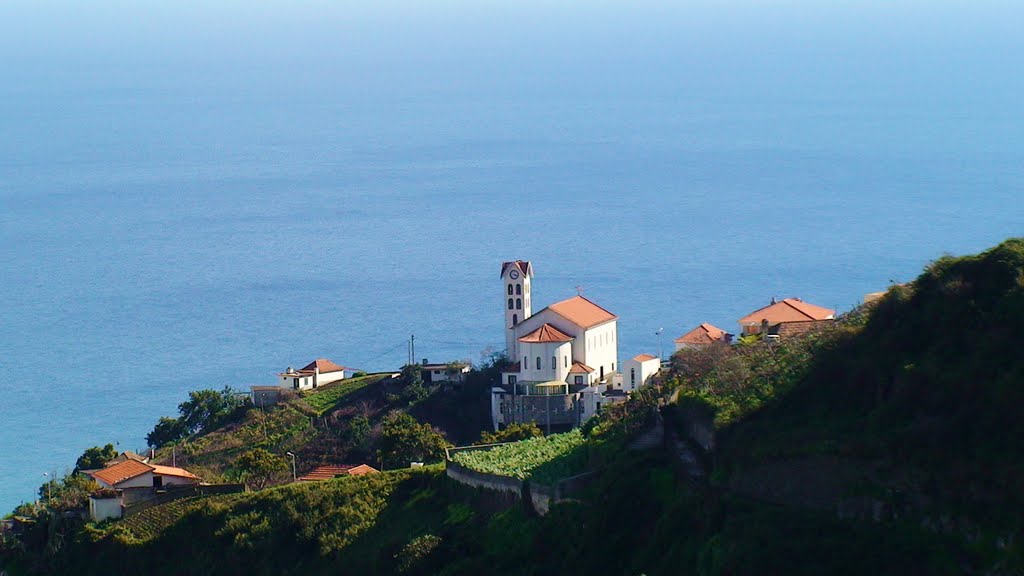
[
  {"left": 301, "top": 373, "right": 390, "bottom": 416},
  {"left": 378, "top": 413, "right": 450, "bottom": 469},
  {"left": 235, "top": 449, "right": 288, "bottom": 490},
  {"left": 452, "top": 430, "right": 587, "bottom": 484},
  {"left": 475, "top": 422, "right": 543, "bottom": 445},
  {"left": 74, "top": 444, "right": 118, "bottom": 471},
  {"left": 146, "top": 387, "right": 249, "bottom": 448}
]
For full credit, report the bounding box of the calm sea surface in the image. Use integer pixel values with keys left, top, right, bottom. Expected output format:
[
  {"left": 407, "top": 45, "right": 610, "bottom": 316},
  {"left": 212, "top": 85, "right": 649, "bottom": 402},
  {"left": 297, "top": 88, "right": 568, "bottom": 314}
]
[{"left": 1, "top": 0, "right": 1021, "bottom": 511}]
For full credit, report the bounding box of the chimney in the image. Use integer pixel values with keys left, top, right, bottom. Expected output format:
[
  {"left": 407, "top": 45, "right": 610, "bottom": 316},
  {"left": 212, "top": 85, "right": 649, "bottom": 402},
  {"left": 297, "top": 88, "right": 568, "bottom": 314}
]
[{"left": 770, "top": 296, "right": 777, "bottom": 304}]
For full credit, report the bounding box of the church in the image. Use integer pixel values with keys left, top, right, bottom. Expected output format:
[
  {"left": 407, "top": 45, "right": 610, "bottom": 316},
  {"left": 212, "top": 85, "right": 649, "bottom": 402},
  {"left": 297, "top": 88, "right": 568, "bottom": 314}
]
[{"left": 490, "top": 260, "right": 626, "bottom": 431}]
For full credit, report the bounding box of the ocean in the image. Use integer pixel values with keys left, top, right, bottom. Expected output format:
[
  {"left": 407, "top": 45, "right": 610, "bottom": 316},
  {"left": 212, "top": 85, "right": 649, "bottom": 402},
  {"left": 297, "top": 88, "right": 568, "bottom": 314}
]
[{"left": 1, "top": 0, "right": 1021, "bottom": 512}]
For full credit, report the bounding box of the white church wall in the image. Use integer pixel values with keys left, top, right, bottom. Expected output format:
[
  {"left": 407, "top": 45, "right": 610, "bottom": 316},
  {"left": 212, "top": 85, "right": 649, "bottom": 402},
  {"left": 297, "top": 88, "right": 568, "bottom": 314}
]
[{"left": 581, "top": 321, "right": 619, "bottom": 381}]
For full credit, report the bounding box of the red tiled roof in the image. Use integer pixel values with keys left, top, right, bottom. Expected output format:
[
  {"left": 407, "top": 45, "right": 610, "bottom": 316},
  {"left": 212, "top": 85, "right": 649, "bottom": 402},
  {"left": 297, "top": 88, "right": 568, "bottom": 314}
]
[
  {"left": 518, "top": 323, "right": 574, "bottom": 343},
  {"left": 500, "top": 260, "right": 534, "bottom": 278},
  {"left": 298, "top": 464, "right": 380, "bottom": 482},
  {"left": 301, "top": 358, "right": 346, "bottom": 373},
  {"left": 568, "top": 361, "right": 595, "bottom": 374},
  {"left": 738, "top": 299, "right": 835, "bottom": 325},
  {"left": 150, "top": 465, "right": 199, "bottom": 480},
  {"left": 675, "top": 322, "right": 731, "bottom": 345},
  {"left": 89, "top": 460, "right": 152, "bottom": 487},
  {"left": 633, "top": 354, "right": 658, "bottom": 362},
  {"left": 546, "top": 296, "right": 618, "bottom": 329}
]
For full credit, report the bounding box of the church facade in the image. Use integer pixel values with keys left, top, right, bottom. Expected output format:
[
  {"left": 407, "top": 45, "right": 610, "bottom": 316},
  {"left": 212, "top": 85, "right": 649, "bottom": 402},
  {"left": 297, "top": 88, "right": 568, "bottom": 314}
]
[{"left": 491, "top": 260, "right": 625, "bottom": 431}]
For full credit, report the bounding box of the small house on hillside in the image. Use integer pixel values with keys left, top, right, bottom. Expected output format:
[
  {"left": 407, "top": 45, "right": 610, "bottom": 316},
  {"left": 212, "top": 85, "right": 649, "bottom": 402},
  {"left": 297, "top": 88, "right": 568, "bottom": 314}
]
[
  {"left": 278, "top": 358, "right": 347, "bottom": 390},
  {"left": 674, "top": 323, "right": 733, "bottom": 351},
  {"left": 298, "top": 464, "right": 379, "bottom": 482},
  {"left": 621, "top": 354, "right": 661, "bottom": 392},
  {"left": 88, "top": 460, "right": 200, "bottom": 491},
  {"left": 737, "top": 298, "right": 835, "bottom": 339},
  {"left": 420, "top": 360, "right": 470, "bottom": 385}
]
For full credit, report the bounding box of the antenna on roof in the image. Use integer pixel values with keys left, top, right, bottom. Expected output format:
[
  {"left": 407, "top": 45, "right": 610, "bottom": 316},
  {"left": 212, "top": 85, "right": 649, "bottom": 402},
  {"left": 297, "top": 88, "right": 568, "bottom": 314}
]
[
  {"left": 576, "top": 285, "right": 584, "bottom": 296},
  {"left": 770, "top": 296, "right": 777, "bottom": 304}
]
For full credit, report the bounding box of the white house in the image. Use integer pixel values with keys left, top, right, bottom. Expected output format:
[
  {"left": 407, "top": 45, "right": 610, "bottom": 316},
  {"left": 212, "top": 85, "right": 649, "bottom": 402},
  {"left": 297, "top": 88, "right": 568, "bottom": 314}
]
[
  {"left": 421, "top": 361, "right": 471, "bottom": 385},
  {"left": 88, "top": 459, "right": 200, "bottom": 490},
  {"left": 492, "top": 260, "right": 622, "bottom": 430},
  {"left": 621, "top": 354, "right": 661, "bottom": 393},
  {"left": 278, "top": 358, "right": 347, "bottom": 391}
]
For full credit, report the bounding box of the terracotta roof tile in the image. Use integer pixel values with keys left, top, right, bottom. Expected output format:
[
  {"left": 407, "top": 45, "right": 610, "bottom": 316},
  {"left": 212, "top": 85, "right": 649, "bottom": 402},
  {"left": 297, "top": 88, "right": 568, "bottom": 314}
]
[
  {"left": 675, "top": 322, "right": 732, "bottom": 345},
  {"left": 301, "top": 359, "right": 346, "bottom": 373},
  {"left": 298, "top": 464, "right": 380, "bottom": 482},
  {"left": 568, "top": 361, "right": 595, "bottom": 374},
  {"left": 633, "top": 354, "right": 658, "bottom": 362},
  {"left": 500, "top": 260, "right": 534, "bottom": 278},
  {"left": 518, "top": 323, "right": 574, "bottom": 343},
  {"left": 738, "top": 299, "right": 835, "bottom": 325},
  {"left": 545, "top": 295, "right": 618, "bottom": 329},
  {"left": 150, "top": 465, "right": 199, "bottom": 480},
  {"left": 90, "top": 460, "right": 152, "bottom": 487}
]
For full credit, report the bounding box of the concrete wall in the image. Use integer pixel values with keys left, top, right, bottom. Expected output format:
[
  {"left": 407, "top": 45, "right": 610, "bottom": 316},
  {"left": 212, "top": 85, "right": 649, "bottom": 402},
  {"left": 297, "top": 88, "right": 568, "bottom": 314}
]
[
  {"left": 317, "top": 370, "right": 345, "bottom": 386},
  {"left": 445, "top": 461, "right": 524, "bottom": 496},
  {"left": 88, "top": 496, "right": 122, "bottom": 522}
]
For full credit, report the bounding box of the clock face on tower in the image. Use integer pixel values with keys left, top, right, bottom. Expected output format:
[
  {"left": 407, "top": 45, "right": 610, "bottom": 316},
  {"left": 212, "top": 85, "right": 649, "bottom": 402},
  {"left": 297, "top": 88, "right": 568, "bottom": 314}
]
[{"left": 509, "top": 270, "right": 520, "bottom": 280}]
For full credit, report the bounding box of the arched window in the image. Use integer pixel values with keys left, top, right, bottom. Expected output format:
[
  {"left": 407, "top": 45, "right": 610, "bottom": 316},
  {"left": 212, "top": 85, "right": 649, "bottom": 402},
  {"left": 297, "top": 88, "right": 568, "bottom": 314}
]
[
  {"left": 508, "top": 298, "right": 514, "bottom": 310},
  {"left": 551, "top": 356, "right": 556, "bottom": 370},
  {"left": 516, "top": 284, "right": 522, "bottom": 295},
  {"left": 508, "top": 284, "right": 513, "bottom": 295},
  {"left": 512, "top": 314, "right": 518, "bottom": 326},
  {"left": 536, "top": 357, "right": 541, "bottom": 370},
  {"left": 515, "top": 298, "right": 522, "bottom": 310},
  {"left": 630, "top": 368, "right": 636, "bottom": 385},
  {"left": 564, "top": 356, "right": 568, "bottom": 368},
  {"left": 524, "top": 356, "right": 528, "bottom": 368}
]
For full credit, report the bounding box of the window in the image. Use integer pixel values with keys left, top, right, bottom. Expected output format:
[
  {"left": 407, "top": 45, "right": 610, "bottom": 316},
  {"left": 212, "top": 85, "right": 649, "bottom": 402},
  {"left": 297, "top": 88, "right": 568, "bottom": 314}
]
[
  {"left": 508, "top": 375, "right": 517, "bottom": 385},
  {"left": 512, "top": 314, "right": 518, "bottom": 326},
  {"left": 536, "top": 357, "right": 541, "bottom": 370},
  {"left": 508, "top": 298, "right": 514, "bottom": 310},
  {"left": 516, "top": 284, "right": 522, "bottom": 295},
  {"left": 508, "top": 284, "right": 513, "bottom": 295},
  {"left": 574, "top": 375, "right": 584, "bottom": 385},
  {"left": 524, "top": 356, "right": 528, "bottom": 368},
  {"left": 516, "top": 298, "right": 522, "bottom": 310},
  {"left": 612, "top": 362, "right": 615, "bottom": 371},
  {"left": 630, "top": 368, "right": 636, "bottom": 385},
  {"left": 293, "top": 378, "right": 299, "bottom": 389},
  {"left": 552, "top": 356, "right": 556, "bottom": 370},
  {"left": 564, "top": 356, "right": 568, "bottom": 368}
]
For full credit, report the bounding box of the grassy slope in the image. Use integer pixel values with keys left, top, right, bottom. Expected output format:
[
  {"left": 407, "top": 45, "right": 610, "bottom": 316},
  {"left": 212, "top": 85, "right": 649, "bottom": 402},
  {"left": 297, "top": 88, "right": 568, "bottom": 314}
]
[{"left": 300, "top": 373, "right": 391, "bottom": 416}]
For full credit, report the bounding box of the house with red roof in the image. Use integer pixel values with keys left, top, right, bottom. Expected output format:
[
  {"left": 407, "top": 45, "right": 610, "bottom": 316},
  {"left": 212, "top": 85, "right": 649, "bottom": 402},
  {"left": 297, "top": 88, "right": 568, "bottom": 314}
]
[
  {"left": 493, "top": 260, "right": 625, "bottom": 431},
  {"left": 86, "top": 459, "right": 201, "bottom": 521},
  {"left": 737, "top": 298, "right": 835, "bottom": 339},
  {"left": 278, "top": 358, "right": 347, "bottom": 391},
  {"left": 621, "top": 353, "right": 662, "bottom": 393},
  {"left": 674, "top": 322, "right": 733, "bottom": 351}
]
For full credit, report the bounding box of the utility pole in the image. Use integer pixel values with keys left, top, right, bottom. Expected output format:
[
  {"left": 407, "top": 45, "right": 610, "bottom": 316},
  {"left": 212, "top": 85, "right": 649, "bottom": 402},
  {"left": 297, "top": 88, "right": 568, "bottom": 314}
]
[
  {"left": 410, "top": 334, "right": 415, "bottom": 365},
  {"left": 656, "top": 327, "right": 664, "bottom": 361}
]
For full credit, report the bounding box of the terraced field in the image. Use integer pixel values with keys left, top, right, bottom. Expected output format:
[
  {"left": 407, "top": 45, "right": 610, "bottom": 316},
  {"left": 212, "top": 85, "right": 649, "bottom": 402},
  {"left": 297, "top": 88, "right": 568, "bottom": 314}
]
[
  {"left": 303, "top": 373, "right": 392, "bottom": 416},
  {"left": 120, "top": 494, "right": 239, "bottom": 541},
  {"left": 451, "top": 429, "right": 589, "bottom": 484}
]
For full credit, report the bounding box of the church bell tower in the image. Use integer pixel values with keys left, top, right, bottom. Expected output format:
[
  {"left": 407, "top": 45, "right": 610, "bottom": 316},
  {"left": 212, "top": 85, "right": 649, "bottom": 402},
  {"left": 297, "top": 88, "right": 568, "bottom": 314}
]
[{"left": 500, "top": 260, "right": 534, "bottom": 360}]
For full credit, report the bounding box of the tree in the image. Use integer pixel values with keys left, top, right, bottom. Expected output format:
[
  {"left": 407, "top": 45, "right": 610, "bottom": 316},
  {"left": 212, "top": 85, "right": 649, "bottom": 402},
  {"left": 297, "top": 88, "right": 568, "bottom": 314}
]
[
  {"left": 235, "top": 448, "right": 286, "bottom": 490},
  {"left": 146, "top": 387, "right": 249, "bottom": 448},
  {"left": 477, "top": 422, "right": 543, "bottom": 445},
  {"left": 344, "top": 414, "right": 372, "bottom": 451},
  {"left": 74, "top": 444, "right": 118, "bottom": 471},
  {"left": 147, "top": 416, "right": 186, "bottom": 448},
  {"left": 377, "top": 412, "right": 449, "bottom": 469}
]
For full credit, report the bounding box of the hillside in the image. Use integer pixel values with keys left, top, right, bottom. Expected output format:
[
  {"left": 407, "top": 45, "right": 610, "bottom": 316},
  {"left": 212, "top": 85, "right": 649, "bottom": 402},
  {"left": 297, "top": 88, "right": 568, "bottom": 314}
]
[{"left": 5, "top": 239, "right": 1024, "bottom": 575}]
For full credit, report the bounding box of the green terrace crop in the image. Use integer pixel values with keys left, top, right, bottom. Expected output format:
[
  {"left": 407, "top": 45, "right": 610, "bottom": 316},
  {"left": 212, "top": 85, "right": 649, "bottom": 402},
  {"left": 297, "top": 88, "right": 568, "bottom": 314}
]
[
  {"left": 451, "top": 430, "right": 588, "bottom": 484},
  {"left": 302, "top": 374, "right": 390, "bottom": 416}
]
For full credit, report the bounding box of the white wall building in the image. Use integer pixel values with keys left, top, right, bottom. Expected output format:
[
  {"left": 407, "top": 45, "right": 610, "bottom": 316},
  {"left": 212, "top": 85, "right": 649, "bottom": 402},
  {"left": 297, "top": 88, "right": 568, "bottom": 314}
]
[
  {"left": 278, "top": 358, "right": 347, "bottom": 391},
  {"left": 621, "top": 354, "right": 661, "bottom": 393},
  {"left": 493, "top": 260, "right": 622, "bottom": 430}
]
